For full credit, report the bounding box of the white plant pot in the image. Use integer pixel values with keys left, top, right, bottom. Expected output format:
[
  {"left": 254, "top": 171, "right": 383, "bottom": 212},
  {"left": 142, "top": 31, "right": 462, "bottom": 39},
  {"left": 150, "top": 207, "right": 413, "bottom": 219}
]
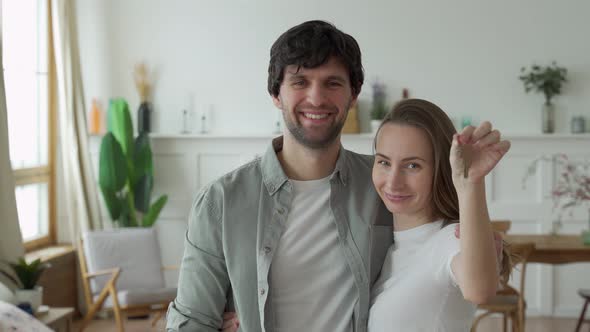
[
  {"left": 370, "top": 119, "right": 382, "bottom": 133},
  {"left": 14, "top": 286, "right": 43, "bottom": 312}
]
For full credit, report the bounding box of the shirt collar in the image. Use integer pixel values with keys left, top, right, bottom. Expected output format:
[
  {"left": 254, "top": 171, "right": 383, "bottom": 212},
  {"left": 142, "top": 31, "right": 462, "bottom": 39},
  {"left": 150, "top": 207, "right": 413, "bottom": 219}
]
[
  {"left": 261, "top": 137, "right": 289, "bottom": 195},
  {"left": 260, "top": 136, "right": 350, "bottom": 195}
]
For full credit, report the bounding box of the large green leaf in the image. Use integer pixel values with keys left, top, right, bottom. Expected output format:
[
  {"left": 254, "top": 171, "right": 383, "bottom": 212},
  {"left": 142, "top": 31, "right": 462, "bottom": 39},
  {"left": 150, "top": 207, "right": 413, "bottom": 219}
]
[
  {"left": 118, "top": 211, "right": 131, "bottom": 227},
  {"left": 125, "top": 190, "right": 138, "bottom": 227},
  {"left": 133, "top": 132, "right": 155, "bottom": 214},
  {"left": 100, "top": 186, "right": 122, "bottom": 221},
  {"left": 99, "top": 133, "right": 127, "bottom": 192},
  {"left": 142, "top": 195, "right": 168, "bottom": 227},
  {"left": 118, "top": 192, "right": 138, "bottom": 227},
  {"left": 133, "top": 132, "right": 153, "bottom": 186},
  {"left": 107, "top": 98, "right": 134, "bottom": 159},
  {"left": 134, "top": 174, "right": 153, "bottom": 213}
]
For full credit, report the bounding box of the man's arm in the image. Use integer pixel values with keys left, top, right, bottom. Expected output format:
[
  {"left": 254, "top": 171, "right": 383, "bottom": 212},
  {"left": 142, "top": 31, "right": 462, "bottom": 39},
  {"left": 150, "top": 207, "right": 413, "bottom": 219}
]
[{"left": 166, "top": 187, "right": 231, "bottom": 331}]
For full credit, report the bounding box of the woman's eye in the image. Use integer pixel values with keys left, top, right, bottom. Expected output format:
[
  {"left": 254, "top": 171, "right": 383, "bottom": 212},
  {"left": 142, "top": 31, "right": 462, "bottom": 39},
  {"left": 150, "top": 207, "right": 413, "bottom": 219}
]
[
  {"left": 407, "top": 163, "right": 421, "bottom": 169},
  {"left": 377, "top": 160, "right": 390, "bottom": 167}
]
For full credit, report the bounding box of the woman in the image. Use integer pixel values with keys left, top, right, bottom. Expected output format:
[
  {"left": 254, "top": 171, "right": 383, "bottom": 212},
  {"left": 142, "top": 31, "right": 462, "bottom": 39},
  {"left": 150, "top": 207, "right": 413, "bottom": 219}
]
[
  {"left": 222, "top": 99, "right": 510, "bottom": 331},
  {"left": 368, "top": 98, "right": 510, "bottom": 331}
]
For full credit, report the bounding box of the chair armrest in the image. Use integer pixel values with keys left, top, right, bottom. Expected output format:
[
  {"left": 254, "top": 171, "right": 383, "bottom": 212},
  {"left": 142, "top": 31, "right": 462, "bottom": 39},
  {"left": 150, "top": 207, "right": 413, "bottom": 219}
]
[{"left": 84, "top": 267, "right": 122, "bottom": 279}]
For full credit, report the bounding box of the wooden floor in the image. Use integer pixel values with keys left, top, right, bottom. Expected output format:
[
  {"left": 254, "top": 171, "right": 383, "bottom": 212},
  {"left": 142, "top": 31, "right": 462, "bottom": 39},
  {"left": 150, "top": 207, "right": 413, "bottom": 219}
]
[{"left": 73, "top": 315, "right": 582, "bottom": 331}]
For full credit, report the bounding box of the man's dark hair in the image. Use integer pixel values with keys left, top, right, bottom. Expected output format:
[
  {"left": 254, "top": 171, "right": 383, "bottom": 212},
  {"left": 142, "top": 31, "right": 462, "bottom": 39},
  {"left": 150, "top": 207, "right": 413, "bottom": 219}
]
[{"left": 267, "top": 20, "right": 364, "bottom": 98}]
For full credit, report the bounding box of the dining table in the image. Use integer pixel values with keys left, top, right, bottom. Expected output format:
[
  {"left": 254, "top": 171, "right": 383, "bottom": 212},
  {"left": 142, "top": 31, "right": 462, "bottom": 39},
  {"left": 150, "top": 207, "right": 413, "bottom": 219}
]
[{"left": 505, "top": 234, "right": 590, "bottom": 264}]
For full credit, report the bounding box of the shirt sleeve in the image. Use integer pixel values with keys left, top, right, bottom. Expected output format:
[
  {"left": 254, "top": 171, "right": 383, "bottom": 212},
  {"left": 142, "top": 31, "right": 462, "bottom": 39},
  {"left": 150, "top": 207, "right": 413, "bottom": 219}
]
[
  {"left": 436, "top": 224, "right": 462, "bottom": 288},
  {"left": 166, "top": 186, "right": 231, "bottom": 331}
]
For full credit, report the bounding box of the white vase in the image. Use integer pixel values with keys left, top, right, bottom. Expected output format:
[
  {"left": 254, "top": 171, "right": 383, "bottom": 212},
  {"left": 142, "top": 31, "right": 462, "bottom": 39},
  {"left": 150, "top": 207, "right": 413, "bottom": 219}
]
[
  {"left": 14, "top": 286, "right": 43, "bottom": 312},
  {"left": 370, "top": 120, "right": 382, "bottom": 133}
]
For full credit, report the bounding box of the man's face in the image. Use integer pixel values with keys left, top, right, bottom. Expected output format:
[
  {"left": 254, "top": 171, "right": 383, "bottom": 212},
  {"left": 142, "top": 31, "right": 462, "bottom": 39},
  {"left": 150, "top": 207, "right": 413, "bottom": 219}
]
[{"left": 272, "top": 57, "right": 357, "bottom": 149}]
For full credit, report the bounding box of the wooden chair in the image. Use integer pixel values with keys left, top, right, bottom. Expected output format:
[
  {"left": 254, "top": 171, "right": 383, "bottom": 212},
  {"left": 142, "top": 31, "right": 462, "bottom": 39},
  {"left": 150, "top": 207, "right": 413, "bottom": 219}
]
[
  {"left": 77, "top": 228, "right": 178, "bottom": 332},
  {"left": 575, "top": 289, "right": 590, "bottom": 331},
  {"left": 491, "top": 220, "right": 512, "bottom": 235},
  {"left": 471, "top": 242, "right": 536, "bottom": 332}
]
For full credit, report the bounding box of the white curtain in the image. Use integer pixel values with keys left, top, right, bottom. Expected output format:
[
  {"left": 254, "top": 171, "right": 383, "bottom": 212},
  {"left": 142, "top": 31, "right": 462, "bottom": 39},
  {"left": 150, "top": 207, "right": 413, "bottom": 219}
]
[
  {"left": 50, "top": 0, "right": 102, "bottom": 242},
  {"left": 0, "top": 11, "right": 25, "bottom": 275}
]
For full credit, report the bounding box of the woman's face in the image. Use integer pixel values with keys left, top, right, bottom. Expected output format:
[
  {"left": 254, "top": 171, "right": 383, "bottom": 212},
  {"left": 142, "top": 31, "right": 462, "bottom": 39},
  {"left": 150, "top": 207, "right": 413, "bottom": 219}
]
[{"left": 372, "top": 123, "right": 434, "bottom": 220}]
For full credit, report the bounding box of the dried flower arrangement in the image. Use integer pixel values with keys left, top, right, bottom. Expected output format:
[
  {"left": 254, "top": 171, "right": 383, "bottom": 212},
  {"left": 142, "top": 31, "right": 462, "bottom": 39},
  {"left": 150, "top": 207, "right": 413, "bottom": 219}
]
[
  {"left": 134, "top": 63, "right": 151, "bottom": 103},
  {"left": 133, "top": 63, "right": 153, "bottom": 133}
]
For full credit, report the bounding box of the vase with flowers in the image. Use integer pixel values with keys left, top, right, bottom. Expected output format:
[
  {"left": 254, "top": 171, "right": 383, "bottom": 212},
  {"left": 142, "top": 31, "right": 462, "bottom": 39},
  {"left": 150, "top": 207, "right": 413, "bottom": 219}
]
[
  {"left": 370, "top": 81, "right": 387, "bottom": 133},
  {"left": 523, "top": 154, "right": 590, "bottom": 243},
  {"left": 134, "top": 63, "right": 153, "bottom": 133}
]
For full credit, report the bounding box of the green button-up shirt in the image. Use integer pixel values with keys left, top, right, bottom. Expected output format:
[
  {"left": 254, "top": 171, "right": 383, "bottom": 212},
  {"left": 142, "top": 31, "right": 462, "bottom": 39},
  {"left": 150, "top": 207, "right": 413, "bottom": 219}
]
[{"left": 166, "top": 137, "right": 393, "bottom": 332}]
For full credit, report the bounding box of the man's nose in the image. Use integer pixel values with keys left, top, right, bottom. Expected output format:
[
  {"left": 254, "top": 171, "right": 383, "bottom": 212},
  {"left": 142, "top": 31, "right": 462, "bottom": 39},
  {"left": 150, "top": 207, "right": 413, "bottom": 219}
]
[{"left": 306, "top": 83, "right": 327, "bottom": 107}]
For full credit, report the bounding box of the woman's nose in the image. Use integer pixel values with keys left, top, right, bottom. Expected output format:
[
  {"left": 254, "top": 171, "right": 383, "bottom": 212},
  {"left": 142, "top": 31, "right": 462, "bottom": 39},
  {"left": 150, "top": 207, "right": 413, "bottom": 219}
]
[{"left": 386, "top": 168, "right": 405, "bottom": 190}]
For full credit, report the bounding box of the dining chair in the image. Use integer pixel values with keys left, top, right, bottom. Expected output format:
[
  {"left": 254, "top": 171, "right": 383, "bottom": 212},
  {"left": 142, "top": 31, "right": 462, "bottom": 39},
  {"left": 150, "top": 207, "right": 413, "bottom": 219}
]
[
  {"left": 77, "top": 228, "right": 178, "bottom": 332},
  {"left": 470, "top": 242, "right": 536, "bottom": 332},
  {"left": 575, "top": 289, "right": 590, "bottom": 332},
  {"left": 491, "top": 220, "right": 511, "bottom": 235}
]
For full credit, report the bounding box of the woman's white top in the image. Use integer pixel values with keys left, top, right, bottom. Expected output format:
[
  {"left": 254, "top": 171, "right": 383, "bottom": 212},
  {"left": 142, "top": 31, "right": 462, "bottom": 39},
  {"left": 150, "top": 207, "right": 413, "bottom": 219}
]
[{"left": 368, "top": 220, "right": 476, "bottom": 332}]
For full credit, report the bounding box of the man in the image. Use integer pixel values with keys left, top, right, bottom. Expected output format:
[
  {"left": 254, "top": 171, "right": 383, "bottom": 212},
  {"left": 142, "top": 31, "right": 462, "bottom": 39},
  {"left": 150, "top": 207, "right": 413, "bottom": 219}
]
[{"left": 166, "top": 20, "right": 393, "bottom": 332}]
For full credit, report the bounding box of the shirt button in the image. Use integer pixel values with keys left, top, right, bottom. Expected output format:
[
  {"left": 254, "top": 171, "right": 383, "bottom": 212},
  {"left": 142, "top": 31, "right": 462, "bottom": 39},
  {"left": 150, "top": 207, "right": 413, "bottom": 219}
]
[
  {"left": 269, "top": 185, "right": 275, "bottom": 191},
  {"left": 260, "top": 288, "right": 266, "bottom": 296},
  {"left": 263, "top": 246, "right": 272, "bottom": 254},
  {"left": 277, "top": 208, "right": 285, "bottom": 215}
]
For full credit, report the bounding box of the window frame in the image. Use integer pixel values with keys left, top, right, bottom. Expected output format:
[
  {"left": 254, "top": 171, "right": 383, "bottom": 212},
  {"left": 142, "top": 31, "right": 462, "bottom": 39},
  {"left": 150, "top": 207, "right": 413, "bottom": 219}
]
[{"left": 6, "top": 0, "right": 57, "bottom": 252}]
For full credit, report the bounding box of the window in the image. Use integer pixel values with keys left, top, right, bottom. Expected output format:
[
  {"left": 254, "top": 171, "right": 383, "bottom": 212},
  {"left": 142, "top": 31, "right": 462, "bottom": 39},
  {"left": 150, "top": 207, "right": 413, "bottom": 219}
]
[{"left": 2, "top": 0, "right": 55, "bottom": 250}]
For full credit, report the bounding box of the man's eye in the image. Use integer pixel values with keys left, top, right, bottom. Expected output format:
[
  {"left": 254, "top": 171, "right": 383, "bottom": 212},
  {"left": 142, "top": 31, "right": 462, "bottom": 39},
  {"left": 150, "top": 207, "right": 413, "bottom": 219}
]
[
  {"left": 327, "top": 81, "right": 343, "bottom": 87},
  {"left": 292, "top": 81, "right": 305, "bottom": 87}
]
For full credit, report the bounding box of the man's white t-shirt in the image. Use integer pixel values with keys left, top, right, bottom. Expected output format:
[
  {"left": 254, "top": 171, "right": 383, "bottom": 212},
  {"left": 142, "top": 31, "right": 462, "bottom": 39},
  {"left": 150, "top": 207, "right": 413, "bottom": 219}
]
[
  {"left": 368, "top": 220, "right": 476, "bottom": 332},
  {"left": 269, "top": 176, "right": 356, "bottom": 332}
]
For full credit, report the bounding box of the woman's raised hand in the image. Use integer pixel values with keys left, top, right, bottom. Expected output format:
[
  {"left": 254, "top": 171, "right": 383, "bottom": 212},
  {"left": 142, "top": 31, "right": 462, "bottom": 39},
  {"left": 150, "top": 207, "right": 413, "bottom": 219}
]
[{"left": 450, "top": 121, "right": 511, "bottom": 188}]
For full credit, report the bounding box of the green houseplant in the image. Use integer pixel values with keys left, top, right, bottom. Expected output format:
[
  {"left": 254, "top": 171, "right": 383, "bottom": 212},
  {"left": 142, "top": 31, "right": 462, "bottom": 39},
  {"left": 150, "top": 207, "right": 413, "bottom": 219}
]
[
  {"left": 519, "top": 62, "right": 567, "bottom": 133},
  {"left": 1, "top": 258, "right": 51, "bottom": 311},
  {"left": 99, "top": 98, "right": 168, "bottom": 227}
]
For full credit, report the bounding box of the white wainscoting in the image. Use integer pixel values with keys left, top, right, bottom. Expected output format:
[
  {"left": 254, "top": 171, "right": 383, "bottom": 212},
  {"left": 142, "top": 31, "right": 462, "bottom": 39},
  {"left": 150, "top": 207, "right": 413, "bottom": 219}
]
[{"left": 89, "top": 133, "right": 590, "bottom": 317}]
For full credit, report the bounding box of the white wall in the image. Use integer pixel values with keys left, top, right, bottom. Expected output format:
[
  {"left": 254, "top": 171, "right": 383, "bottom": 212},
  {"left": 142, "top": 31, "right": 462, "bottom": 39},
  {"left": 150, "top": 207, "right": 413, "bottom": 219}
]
[
  {"left": 75, "top": 0, "right": 590, "bottom": 136},
  {"left": 61, "top": 1, "right": 590, "bottom": 313}
]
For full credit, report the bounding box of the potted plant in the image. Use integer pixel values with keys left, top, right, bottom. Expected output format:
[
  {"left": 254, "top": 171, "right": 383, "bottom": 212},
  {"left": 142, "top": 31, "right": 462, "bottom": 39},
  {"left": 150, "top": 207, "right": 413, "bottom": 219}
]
[
  {"left": 370, "top": 81, "right": 387, "bottom": 133},
  {"left": 99, "top": 98, "right": 168, "bottom": 227},
  {"left": 1, "top": 258, "right": 51, "bottom": 312},
  {"left": 519, "top": 62, "right": 567, "bottom": 133}
]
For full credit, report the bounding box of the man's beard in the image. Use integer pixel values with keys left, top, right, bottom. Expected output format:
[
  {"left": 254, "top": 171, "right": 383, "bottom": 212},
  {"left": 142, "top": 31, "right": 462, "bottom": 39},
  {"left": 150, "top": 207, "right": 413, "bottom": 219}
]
[{"left": 282, "top": 100, "right": 351, "bottom": 150}]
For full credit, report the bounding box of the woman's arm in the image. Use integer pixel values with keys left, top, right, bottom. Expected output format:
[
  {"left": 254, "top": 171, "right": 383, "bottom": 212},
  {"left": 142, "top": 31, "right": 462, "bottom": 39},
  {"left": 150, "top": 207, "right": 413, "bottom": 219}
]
[{"left": 449, "top": 122, "right": 511, "bottom": 304}]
